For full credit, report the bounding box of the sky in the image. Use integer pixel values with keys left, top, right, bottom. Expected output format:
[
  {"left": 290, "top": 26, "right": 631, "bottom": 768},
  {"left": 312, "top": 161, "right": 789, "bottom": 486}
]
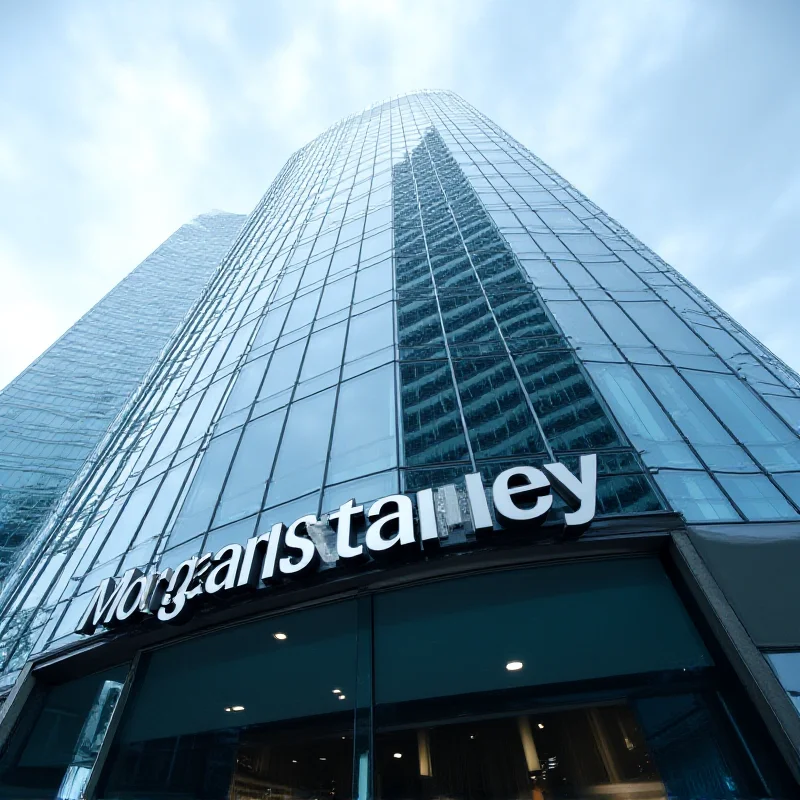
[{"left": 0, "top": 0, "right": 798, "bottom": 389}]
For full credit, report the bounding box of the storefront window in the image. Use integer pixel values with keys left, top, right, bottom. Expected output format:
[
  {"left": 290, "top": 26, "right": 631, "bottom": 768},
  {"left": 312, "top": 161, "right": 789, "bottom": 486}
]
[
  {"left": 372, "top": 559, "right": 775, "bottom": 800},
  {"left": 97, "top": 603, "right": 358, "bottom": 800},
  {"left": 0, "top": 664, "right": 128, "bottom": 799},
  {"left": 7, "top": 560, "right": 784, "bottom": 799}
]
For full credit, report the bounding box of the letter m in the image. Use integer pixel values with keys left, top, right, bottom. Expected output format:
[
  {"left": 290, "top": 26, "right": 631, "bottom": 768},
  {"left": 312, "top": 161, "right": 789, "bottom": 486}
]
[{"left": 75, "top": 570, "right": 138, "bottom": 635}]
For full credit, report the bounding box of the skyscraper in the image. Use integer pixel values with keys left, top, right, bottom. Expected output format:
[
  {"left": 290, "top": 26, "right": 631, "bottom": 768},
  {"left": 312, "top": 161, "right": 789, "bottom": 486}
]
[
  {"left": 0, "top": 92, "right": 799, "bottom": 799},
  {"left": 0, "top": 211, "right": 245, "bottom": 582}
]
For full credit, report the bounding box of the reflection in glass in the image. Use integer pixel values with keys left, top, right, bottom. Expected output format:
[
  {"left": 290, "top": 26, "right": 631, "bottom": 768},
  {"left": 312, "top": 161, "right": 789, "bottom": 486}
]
[
  {"left": 393, "top": 127, "right": 659, "bottom": 514},
  {"left": 452, "top": 357, "right": 544, "bottom": 459},
  {"left": 327, "top": 365, "right": 397, "bottom": 485},
  {"left": 373, "top": 559, "right": 772, "bottom": 800},
  {"left": 213, "top": 409, "right": 287, "bottom": 526},
  {"left": 167, "top": 430, "right": 240, "bottom": 547},
  {"left": 0, "top": 665, "right": 128, "bottom": 800},
  {"left": 654, "top": 471, "right": 739, "bottom": 522},
  {"left": 587, "top": 363, "right": 700, "bottom": 469},
  {"left": 716, "top": 473, "right": 797, "bottom": 521},
  {"left": 400, "top": 361, "right": 469, "bottom": 466},
  {"left": 684, "top": 371, "right": 800, "bottom": 471},
  {"left": 638, "top": 366, "right": 758, "bottom": 472},
  {"left": 267, "top": 389, "right": 336, "bottom": 507}
]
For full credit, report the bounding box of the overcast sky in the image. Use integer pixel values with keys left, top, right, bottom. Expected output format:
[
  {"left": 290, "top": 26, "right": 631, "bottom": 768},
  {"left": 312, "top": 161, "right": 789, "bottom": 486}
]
[{"left": 1, "top": 0, "right": 798, "bottom": 388}]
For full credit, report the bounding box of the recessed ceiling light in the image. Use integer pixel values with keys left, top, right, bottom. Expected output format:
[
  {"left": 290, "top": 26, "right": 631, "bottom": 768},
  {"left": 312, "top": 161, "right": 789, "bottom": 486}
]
[
  {"left": 273, "top": 632, "right": 288, "bottom": 640},
  {"left": 292, "top": 760, "right": 298, "bottom": 764},
  {"left": 506, "top": 660, "right": 524, "bottom": 671},
  {"left": 537, "top": 723, "right": 544, "bottom": 729},
  {"left": 224, "top": 706, "right": 232, "bottom": 712},
  {"left": 393, "top": 753, "right": 402, "bottom": 759},
  {"left": 338, "top": 694, "right": 346, "bottom": 700},
  {"left": 231, "top": 705, "right": 245, "bottom": 712},
  {"left": 332, "top": 688, "right": 341, "bottom": 694},
  {"left": 320, "top": 757, "right": 327, "bottom": 761}
]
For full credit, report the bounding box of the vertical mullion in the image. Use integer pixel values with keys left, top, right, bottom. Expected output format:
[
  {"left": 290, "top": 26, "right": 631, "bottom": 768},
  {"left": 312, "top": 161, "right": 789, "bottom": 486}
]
[{"left": 352, "top": 594, "right": 374, "bottom": 800}]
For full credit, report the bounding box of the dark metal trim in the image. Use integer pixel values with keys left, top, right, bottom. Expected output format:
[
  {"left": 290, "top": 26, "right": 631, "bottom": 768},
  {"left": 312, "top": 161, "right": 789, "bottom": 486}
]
[
  {"left": 669, "top": 529, "right": 800, "bottom": 784},
  {"left": 0, "top": 661, "right": 35, "bottom": 753}
]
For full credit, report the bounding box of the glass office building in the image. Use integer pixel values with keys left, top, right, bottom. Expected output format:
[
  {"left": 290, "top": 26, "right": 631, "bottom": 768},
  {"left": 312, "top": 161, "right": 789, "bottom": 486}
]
[
  {"left": 0, "top": 211, "right": 245, "bottom": 585},
  {"left": 1, "top": 91, "right": 799, "bottom": 799}
]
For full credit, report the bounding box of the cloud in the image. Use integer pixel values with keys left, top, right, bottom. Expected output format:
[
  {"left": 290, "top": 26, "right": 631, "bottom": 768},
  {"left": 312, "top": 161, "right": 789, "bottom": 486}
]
[{"left": 0, "top": 0, "right": 797, "bottom": 391}]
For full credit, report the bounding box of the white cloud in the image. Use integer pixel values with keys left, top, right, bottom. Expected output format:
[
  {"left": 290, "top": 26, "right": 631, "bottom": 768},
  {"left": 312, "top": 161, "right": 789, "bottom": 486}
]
[{"left": 0, "top": 0, "right": 797, "bottom": 390}]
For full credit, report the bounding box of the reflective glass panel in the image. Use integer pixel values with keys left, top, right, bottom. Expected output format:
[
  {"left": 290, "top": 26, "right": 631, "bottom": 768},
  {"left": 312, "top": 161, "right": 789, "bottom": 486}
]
[
  {"left": 0, "top": 665, "right": 128, "bottom": 800},
  {"left": 97, "top": 605, "right": 357, "bottom": 800}
]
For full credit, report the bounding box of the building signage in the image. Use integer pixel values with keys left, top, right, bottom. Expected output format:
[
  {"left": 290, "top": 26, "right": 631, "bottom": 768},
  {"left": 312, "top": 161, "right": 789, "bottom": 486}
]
[{"left": 76, "top": 455, "right": 597, "bottom": 635}]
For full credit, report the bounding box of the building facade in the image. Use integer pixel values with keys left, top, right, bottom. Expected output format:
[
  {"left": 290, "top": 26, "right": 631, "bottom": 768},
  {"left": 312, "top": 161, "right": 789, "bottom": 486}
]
[
  {"left": 0, "top": 212, "right": 245, "bottom": 585},
  {"left": 0, "top": 91, "right": 799, "bottom": 800}
]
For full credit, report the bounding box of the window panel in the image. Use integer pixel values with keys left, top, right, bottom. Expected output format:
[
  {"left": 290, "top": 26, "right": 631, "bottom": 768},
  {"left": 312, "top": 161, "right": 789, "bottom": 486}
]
[
  {"left": 586, "top": 363, "right": 700, "bottom": 469},
  {"left": 452, "top": 356, "right": 545, "bottom": 459},
  {"left": 346, "top": 303, "right": 394, "bottom": 362},
  {"left": 548, "top": 301, "right": 612, "bottom": 346},
  {"left": 585, "top": 301, "right": 649, "bottom": 346},
  {"left": 684, "top": 371, "right": 800, "bottom": 471},
  {"left": 774, "top": 473, "right": 800, "bottom": 506},
  {"left": 283, "top": 289, "right": 321, "bottom": 333},
  {"left": 327, "top": 365, "right": 397, "bottom": 485},
  {"left": 515, "top": 351, "right": 622, "bottom": 451},
  {"left": 132, "top": 462, "right": 192, "bottom": 547},
  {"left": 622, "top": 302, "right": 709, "bottom": 354},
  {"left": 716, "top": 474, "right": 797, "bottom": 521},
  {"left": 257, "top": 340, "right": 305, "bottom": 401},
  {"left": 222, "top": 357, "right": 267, "bottom": 417},
  {"left": 354, "top": 261, "right": 393, "bottom": 303},
  {"left": 266, "top": 388, "right": 337, "bottom": 507},
  {"left": 213, "top": 409, "right": 287, "bottom": 527},
  {"left": 300, "top": 321, "right": 347, "bottom": 381},
  {"left": 654, "top": 471, "right": 739, "bottom": 522},
  {"left": 182, "top": 379, "right": 229, "bottom": 445},
  {"left": 318, "top": 274, "right": 355, "bottom": 318},
  {"left": 400, "top": 361, "right": 470, "bottom": 466},
  {"left": 167, "top": 430, "right": 240, "bottom": 547},
  {"left": 252, "top": 303, "right": 290, "bottom": 350},
  {"left": 638, "top": 366, "right": 758, "bottom": 472}
]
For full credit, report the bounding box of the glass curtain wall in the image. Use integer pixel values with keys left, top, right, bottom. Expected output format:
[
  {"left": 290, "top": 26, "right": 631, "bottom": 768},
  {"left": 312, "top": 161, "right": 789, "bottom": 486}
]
[
  {"left": 0, "top": 212, "right": 245, "bottom": 582},
  {"left": 0, "top": 559, "right": 791, "bottom": 800},
  {"left": 413, "top": 93, "right": 800, "bottom": 524},
  {"left": 1, "top": 91, "right": 800, "bottom": 693}
]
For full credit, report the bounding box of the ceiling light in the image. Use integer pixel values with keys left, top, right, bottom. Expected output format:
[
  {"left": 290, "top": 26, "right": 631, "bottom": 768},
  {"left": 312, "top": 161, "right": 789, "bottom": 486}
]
[
  {"left": 332, "top": 688, "right": 341, "bottom": 694},
  {"left": 506, "top": 660, "right": 524, "bottom": 671},
  {"left": 224, "top": 707, "right": 232, "bottom": 712},
  {"left": 393, "top": 753, "right": 402, "bottom": 759},
  {"left": 292, "top": 760, "right": 298, "bottom": 764},
  {"left": 537, "top": 723, "right": 544, "bottom": 729},
  {"left": 273, "top": 632, "right": 288, "bottom": 640},
  {"left": 231, "top": 705, "right": 245, "bottom": 712},
  {"left": 320, "top": 757, "right": 327, "bottom": 761},
  {"left": 338, "top": 694, "right": 346, "bottom": 700}
]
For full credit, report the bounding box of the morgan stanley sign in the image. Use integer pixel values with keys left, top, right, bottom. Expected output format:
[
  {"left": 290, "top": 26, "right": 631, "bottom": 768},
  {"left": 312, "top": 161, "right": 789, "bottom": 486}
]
[{"left": 77, "top": 455, "right": 598, "bottom": 635}]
